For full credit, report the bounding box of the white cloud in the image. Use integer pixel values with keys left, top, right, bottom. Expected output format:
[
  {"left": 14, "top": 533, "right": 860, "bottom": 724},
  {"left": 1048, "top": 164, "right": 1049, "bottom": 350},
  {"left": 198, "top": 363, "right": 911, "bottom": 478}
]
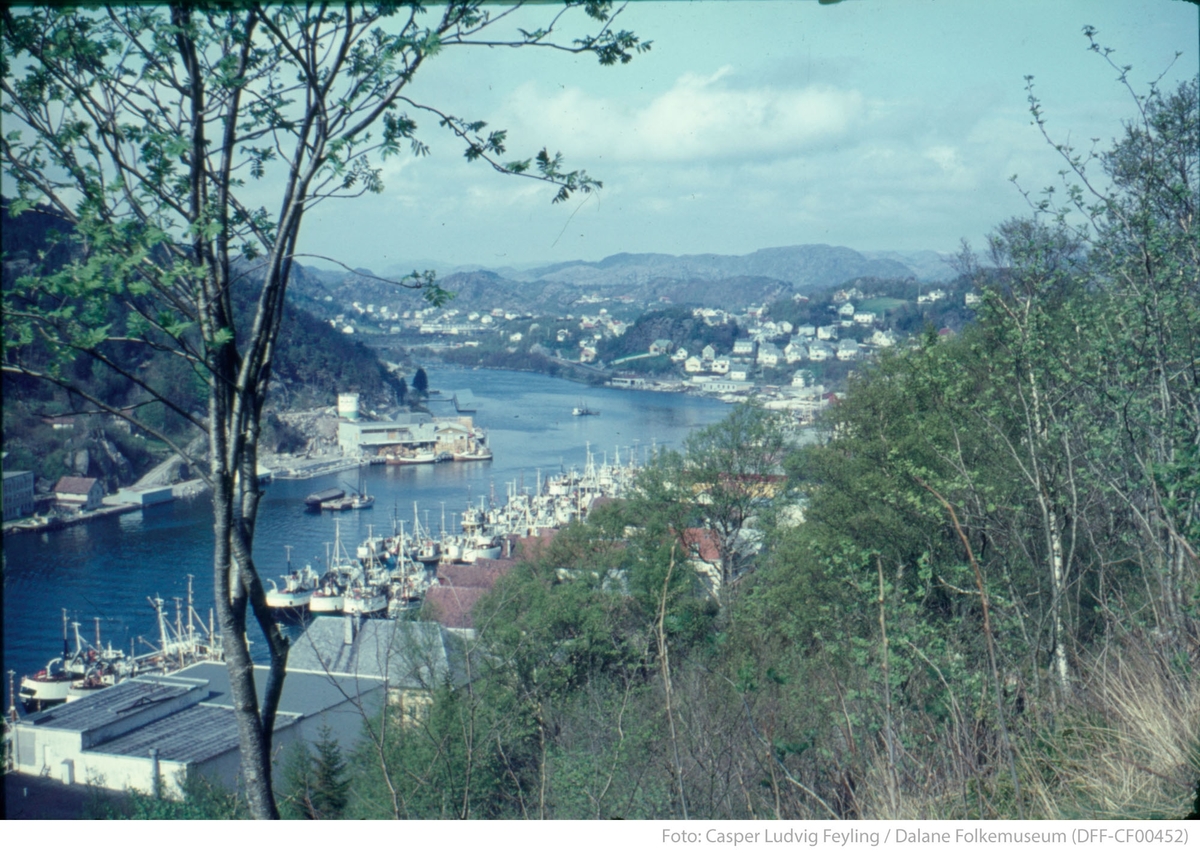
[{"left": 505, "top": 68, "right": 864, "bottom": 164}]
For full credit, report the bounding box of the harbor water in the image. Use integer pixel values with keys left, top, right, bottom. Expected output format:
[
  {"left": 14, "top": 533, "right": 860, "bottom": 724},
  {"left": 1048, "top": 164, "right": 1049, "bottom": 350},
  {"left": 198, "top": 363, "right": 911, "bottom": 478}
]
[{"left": 2, "top": 367, "right": 728, "bottom": 694}]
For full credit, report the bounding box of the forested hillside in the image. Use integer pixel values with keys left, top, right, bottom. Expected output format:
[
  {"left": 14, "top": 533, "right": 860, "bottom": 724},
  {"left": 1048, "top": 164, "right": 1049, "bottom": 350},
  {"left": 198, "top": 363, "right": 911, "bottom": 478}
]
[
  {"left": 306, "top": 79, "right": 1198, "bottom": 821},
  {"left": 2, "top": 201, "right": 405, "bottom": 484}
]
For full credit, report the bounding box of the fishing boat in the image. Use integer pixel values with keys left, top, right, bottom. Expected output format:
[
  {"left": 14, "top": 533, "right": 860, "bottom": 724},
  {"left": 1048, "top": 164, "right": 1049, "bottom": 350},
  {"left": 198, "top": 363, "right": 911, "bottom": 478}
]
[
  {"left": 453, "top": 443, "right": 493, "bottom": 462},
  {"left": 18, "top": 610, "right": 88, "bottom": 712},
  {"left": 17, "top": 580, "right": 222, "bottom": 714},
  {"left": 308, "top": 582, "right": 345, "bottom": 614},
  {"left": 572, "top": 401, "right": 599, "bottom": 417},
  {"left": 309, "top": 521, "right": 355, "bottom": 615},
  {"left": 387, "top": 448, "right": 437, "bottom": 465},
  {"left": 342, "top": 583, "right": 387, "bottom": 617},
  {"left": 265, "top": 547, "right": 319, "bottom": 620},
  {"left": 348, "top": 467, "right": 374, "bottom": 509}
]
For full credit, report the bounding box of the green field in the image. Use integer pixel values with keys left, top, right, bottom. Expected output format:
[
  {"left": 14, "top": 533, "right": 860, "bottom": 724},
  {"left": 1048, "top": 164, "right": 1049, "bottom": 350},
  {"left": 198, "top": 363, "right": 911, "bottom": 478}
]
[{"left": 858, "top": 297, "right": 908, "bottom": 314}]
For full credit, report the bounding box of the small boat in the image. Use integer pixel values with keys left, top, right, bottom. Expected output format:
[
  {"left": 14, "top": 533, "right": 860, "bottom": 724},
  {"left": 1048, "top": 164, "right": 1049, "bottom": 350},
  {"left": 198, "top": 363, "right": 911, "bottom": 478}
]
[
  {"left": 453, "top": 443, "right": 493, "bottom": 462},
  {"left": 572, "top": 401, "right": 599, "bottom": 417},
  {"left": 388, "top": 448, "right": 437, "bottom": 465},
  {"left": 345, "top": 467, "right": 375, "bottom": 510}
]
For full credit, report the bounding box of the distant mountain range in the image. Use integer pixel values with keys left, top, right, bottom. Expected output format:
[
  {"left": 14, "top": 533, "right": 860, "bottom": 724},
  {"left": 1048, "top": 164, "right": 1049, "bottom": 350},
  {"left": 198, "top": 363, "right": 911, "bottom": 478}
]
[{"left": 295, "top": 244, "right": 955, "bottom": 314}]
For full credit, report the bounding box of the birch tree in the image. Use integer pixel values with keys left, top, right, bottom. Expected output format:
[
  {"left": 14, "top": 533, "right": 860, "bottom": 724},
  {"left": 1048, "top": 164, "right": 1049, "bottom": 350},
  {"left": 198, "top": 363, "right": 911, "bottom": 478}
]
[{"left": 1, "top": 1, "right": 645, "bottom": 818}]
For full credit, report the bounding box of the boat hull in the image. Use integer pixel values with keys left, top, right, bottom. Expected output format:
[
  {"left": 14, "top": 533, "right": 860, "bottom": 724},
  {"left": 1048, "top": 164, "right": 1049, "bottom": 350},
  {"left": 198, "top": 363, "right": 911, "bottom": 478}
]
[
  {"left": 309, "top": 592, "right": 345, "bottom": 614},
  {"left": 343, "top": 593, "right": 387, "bottom": 616}
]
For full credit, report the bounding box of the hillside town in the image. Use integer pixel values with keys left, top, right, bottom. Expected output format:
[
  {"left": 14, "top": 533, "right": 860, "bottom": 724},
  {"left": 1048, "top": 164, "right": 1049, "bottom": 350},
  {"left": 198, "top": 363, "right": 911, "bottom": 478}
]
[{"left": 321, "top": 274, "right": 975, "bottom": 425}]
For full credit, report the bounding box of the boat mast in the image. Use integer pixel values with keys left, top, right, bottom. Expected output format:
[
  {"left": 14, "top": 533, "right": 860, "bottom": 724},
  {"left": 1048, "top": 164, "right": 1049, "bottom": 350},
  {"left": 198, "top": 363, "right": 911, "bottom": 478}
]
[
  {"left": 186, "top": 575, "right": 195, "bottom": 643},
  {"left": 153, "top": 595, "right": 168, "bottom": 656},
  {"left": 7, "top": 670, "right": 17, "bottom": 723}
]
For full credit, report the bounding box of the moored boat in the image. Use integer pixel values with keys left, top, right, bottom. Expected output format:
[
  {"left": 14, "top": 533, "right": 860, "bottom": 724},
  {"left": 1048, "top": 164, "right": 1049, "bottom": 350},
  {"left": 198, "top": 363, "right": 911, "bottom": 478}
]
[
  {"left": 306, "top": 487, "right": 345, "bottom": 508},
  {"left": 342, "top": 584, "right": 387, "bottom": 617},
  {"left": 266, "top": 559, "right": 319, "bottom": 620},
  {"left": 309, "top": 583, "right": 345, "bottom": 614}
]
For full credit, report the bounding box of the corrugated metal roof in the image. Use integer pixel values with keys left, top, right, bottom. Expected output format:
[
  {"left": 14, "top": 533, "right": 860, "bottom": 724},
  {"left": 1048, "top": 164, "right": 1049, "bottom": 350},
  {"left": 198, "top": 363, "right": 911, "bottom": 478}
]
[
  {"left": 24, "top": 678, "right": 204, "bottom": 732},
  {"left": 286, "top": 618, "right": 473, "bottom": 689},
  {"left": 93, "top": 704, "right": 240, "bottom": 763},
  {"left": 168, "top": 661, "right": 382, "bottom": 717}
]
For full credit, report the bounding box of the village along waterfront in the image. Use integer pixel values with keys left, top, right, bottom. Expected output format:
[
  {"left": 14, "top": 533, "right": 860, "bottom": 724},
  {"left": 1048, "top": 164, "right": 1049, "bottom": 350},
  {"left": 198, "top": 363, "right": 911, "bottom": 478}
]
[{"left": 2, "top": 367, "right": 728, "bottom": 698}]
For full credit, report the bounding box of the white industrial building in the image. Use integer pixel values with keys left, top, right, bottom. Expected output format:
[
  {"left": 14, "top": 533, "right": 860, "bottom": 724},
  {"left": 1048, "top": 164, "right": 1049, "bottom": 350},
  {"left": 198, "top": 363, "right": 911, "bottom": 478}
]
[
  {"left": 337, "top": 412, "right": 478, "bottom": 459},
  {"left": 3, "top": 470, "right": 35, "bottom": 520},
  {"left": 8, "top": 662, "right": 384, "bottom": 798}
]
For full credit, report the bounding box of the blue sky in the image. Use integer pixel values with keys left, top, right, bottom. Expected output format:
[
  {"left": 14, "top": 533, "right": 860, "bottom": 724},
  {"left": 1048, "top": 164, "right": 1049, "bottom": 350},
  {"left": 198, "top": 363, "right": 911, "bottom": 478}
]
[{"left": 200, "top": 3, "right": 1200, "bottom": 271}]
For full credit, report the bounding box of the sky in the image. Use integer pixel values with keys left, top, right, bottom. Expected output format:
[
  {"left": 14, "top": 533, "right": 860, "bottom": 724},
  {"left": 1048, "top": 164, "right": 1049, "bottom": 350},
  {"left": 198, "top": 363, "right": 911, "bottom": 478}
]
[
  {"left": 293, "top": 0, "right": 1199, "bottom": 273},
  {"left": 11, "top": 1, "right": 1199, "bottom": 274}
]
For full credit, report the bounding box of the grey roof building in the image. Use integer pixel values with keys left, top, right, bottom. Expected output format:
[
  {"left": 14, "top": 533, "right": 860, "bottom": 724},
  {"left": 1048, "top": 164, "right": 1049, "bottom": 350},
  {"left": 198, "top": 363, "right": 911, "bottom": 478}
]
[
  {"left": 8, "top": 662, "right": 384, "bottom": 798},
  {"left": 287, "top": 616, "right": 476, "bottom": 691}
]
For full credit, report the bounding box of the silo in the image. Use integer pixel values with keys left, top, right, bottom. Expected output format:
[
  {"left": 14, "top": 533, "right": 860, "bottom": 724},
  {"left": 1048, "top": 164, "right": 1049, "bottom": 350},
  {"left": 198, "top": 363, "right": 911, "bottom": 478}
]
[{"left": 337, "top": 392, "right": 360, "bottom": 421}]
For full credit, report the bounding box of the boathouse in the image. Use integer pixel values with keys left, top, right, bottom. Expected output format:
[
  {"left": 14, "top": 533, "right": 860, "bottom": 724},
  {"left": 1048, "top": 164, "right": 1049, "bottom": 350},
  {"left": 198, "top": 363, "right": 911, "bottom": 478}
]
[{"left": 51, "top": 476, "right": 104, "bottom": 512}]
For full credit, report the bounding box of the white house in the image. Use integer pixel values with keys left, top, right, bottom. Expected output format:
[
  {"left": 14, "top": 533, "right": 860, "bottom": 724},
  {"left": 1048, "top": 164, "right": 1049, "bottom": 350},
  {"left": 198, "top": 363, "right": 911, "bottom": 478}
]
[
  {"left": 808, "top": 342, "right": 834, "bottom": 361},
  {"left": 817, "top": 325, "right": 839, "bottom": 341},
  {"left": 784, "top": 340, "right": 807, "bottom": 363},
  {"left": 53, "top": 476, "right": 103, "bottom": 512},
  {"left": 732, "top": 339, "right": 757, "bottom": 357},
  {"left": 684, "top": 356, "right": 704, "bottom": 373},
  {"left": 836, "top": 339, "right": 861, "bottom": 360},
  {"left": 853, "top": 311, "right": 877, "bottom": 325},
  {"left": 711, "top": 357, "right": 731, "bottom": 375},
  {"left": 757, "top": 343, "right": 783, "bottom": 367},
  {"left": 701, "top": 344, "right": 717, "bottom": 361}
]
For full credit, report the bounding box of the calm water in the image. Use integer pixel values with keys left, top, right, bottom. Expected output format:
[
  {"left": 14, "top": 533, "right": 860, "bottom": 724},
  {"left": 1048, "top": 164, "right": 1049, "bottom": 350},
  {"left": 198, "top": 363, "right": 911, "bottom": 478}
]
[{"left": 2, "top": 367, "right": 727, "bottom": 693}]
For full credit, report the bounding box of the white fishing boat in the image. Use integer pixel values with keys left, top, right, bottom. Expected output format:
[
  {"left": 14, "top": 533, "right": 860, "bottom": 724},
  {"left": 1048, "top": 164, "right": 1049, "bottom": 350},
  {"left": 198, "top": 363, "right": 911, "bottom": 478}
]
[
  {"left": 347, "top": 466, "right": 375, "bottom": 509},
  {"left": 18, "top": 660, "right": 76, "bottom": 712},
  {"left": 19, "top": 580, "right": 221, "bottom": 713},
  {"left": 310, "top": 521, "right": 354, "bottom": 615},
  {"left": 387, "top": 448, "right": 436, "bottom": 465},
  {"left": 342, "top": 584, "right": 388, "bottom": 616},
  {"left": 266, "top": 549, "right": 319, "bottom": 618},
  {"left": 18, "top": 610, "right": 90, "bottom": 712},
  {"left": 309, "top": 583, "right": 345, "bottom": 614}
]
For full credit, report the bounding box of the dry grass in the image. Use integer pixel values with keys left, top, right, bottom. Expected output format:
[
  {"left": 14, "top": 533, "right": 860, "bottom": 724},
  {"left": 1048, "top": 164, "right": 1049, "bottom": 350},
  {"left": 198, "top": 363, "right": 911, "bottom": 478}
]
[{"left": 852, "top": 635, "right": 1199, "bottom": 820}]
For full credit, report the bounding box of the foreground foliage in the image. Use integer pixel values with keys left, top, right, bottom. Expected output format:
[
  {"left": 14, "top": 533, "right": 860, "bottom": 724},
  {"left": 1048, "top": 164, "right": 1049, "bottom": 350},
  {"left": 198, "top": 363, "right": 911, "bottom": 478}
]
[{"left": 340, "top": 71, "right": 1197, "bottom": 820}]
